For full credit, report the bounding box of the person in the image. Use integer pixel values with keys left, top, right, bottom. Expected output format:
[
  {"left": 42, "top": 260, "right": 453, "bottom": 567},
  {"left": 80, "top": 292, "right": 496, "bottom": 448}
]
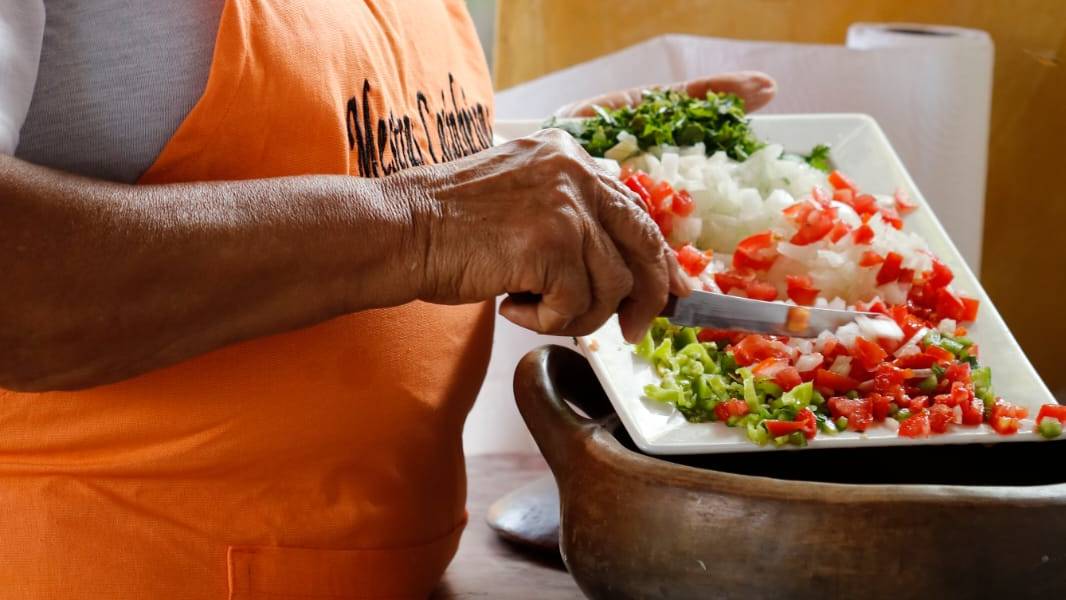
[{"left": 0, "top": 1, "right": 775, "bottom": 597}]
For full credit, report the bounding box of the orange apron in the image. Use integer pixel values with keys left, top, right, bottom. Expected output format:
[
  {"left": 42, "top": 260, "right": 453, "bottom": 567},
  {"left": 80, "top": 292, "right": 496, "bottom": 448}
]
[{"left": 0, "top": 1, "right": 494, "bottom": 598}]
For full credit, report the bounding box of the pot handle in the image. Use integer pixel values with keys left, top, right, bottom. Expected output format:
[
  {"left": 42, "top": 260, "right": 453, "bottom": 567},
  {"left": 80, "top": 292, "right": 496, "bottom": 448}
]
[{"left": 513, "top": 345, "right": 616, "bottom": 479}]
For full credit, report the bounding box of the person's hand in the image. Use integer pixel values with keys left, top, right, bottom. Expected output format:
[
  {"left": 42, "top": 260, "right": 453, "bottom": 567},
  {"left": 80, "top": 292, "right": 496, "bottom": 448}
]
[
  {"left": 553, "top": 71, "right": 777, "bottom": 118},
  {"left": 396, "top": 128, "right": 690, "bottom": 343}
]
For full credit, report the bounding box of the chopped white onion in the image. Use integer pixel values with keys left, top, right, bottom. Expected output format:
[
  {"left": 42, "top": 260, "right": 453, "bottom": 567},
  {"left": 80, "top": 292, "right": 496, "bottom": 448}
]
[
  {"left": 829, "top": 355, "right": 853, "bottom": 376},
  {"left": 796, "top": 353, "right": 824, "bottom": 373}
]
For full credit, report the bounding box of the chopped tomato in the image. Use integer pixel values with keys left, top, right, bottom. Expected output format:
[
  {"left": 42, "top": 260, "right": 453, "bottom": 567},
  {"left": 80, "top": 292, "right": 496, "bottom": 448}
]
[
  {"left": 960, "top": 296, "right": 980, "bottom": 322},
  {"left": 880, "top": 207, "right": 904, "bottom": 229},
  {"left": 897, "top": 268, "right": 915, "bottom": 285},
  {"left": 828, "top": 220, "right": 851, "bottom": 243},
  {"left": 895, "top": 352, "right": 936, "bottom": 369},
  {"left": 852, "top": 224, "right": 875, "bottom": 245},
  {"left": 764, "top": 419, "right": 805, "bottom": 437},
  {"left": 649, "top": 180, "right": 674, "bottom": 213},
  {"left": 935, "top": 287, "right": 966, "bottom": 321},
  {"left": 774, "top": 367, "right": 803, "bottom": 392},
  {"left": 752, "top": 357, "right": 790, "bottom": 378},
  {"left": 814, "top": 368, "right": 861, "bottom": 394},
  {"left": 853, "top": 337, "right": 889, "bottom": 371},
  {"left": 875, "top": 252, "right": 903, "bottom": 285},
  {"left": 929, "top": 258, "right": 954, "bottom": 288},
  {"left": 833, "top": 188, "right": 854, "bottom": 206},
  {"left": 929, "top": 403, "right": 954, "bottom": 433},
  {"left": 859, "top": 251, "right": 884, "bottom": 267},
  {"left": 990, "top": 401, "right": 1027, "bottom": 435},
  {"left": 697, "top": 328, "right": 746, "bottom": 345},
  {"left": 828, "top": 170, "right": 857, "bottom": 192},
  {"left": 872, "top": 363, "right": 906, "bottom": 394},
  {"left": 924, "top": 344, "right": 956, "bottom": 365},
  {"left": 746, "top": 281, "right": 779, "bottom": 301},
  {"left": 790, "top": 207, "right": 835, "bottom": 245},
  {"left": 714, "top": 398, "right": 750, "bottom": 422},
  {"left": 623, "top": 175, "right": 651, "bottom": 206},
  {"left": 944, "top": 362, "right": 972, "bottom": 386},
  {"left": 870, "top": 392, "right": 892, "bottom": 421},
  {"left": 852, "top": 194, "right": 878, "bottom": 215},
  {"left": 828, "top": 396, "right": 873, "bottom": 432},
  {"left": 783, "top": 200, "right": 813, "bottom": 222},
  {"left": 713, "top": 269, "right": 753, "bottom": 294},
  {"left": 1037, "top": 404, "right": 1066, "bottom": 424},
  {"left": 731, "top": 335, "right": 792, "bottom": 366},
  {"left": 671, "top": 189, "right": 695, "bottom": 217},
  {"left": 785, "top": 275, "right": 819, "bottom": 306},
  {"left": 676, "top": 244, "right": 712, "bottom": 277},
  {"left": 894, "top": 188, "right": 918, "bottom": 215},
  {"left": 733, "top": 231, "right": 778, "bottom": 271},
  {"left": 949, "top": 382, "right": 982, "bottom": 425},
  {"left": 796, "top": 408, "right": 818, "bottom": 439},
  {"left": 899, "top": 409, "right": 931, "bottom": 438}
]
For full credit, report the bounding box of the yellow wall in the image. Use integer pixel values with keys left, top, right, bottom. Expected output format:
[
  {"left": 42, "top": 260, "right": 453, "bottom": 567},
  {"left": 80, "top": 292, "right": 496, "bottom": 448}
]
[{"left": 495, "top": 0, "right": 1066, "bottom": 396}]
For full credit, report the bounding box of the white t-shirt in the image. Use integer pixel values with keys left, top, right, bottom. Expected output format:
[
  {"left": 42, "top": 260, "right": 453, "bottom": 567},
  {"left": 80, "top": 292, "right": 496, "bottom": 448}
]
[
  {"left": 1, "top": 0, "right": 224, "bottom": 182},
  {"left": 0, "top": 0, "right": 44, "bottom": 154}
]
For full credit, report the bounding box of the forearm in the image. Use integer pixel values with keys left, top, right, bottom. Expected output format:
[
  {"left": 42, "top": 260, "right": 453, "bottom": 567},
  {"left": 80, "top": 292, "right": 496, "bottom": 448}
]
[{"left": 0, "top": 155, "right": 424, "bottom": 391}]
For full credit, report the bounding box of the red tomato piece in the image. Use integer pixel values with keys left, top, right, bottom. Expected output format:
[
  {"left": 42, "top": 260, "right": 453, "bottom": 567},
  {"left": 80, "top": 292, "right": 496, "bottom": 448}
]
[
  {"left": 713, "top": 269, "right": 752, "bottom": 294},
  {"left": 731, "top": 335, "right": 793, "bottom": 366},
  {"left": 828, "top": 170, "right": 857, "bottom": 192},
  {"left": 815, "top": 368, "right": 861, "bottom": 394},
  {"left": 876, "top": 252, "right": 903, "bottom": 285},
  {"left": 897, "top": 268, "right": 915, "bottom": 284},
  {"left": 676, "top": 244, "right": 712, "bottom": 276},
  {"left": 989, "top": 401, "right": 1027, "bottom": 435},
  {"left": 833, "top": 188, "right": 855, "bottom": 207},
  {"left": 828, "top": 220, "right": 851, "bottom": 243},
  {"left": 796, "top": 408, "right": 818, "bottom": 439},
  {"left": 828, "top": 396, "right": 873, "bottom": 431},
  {"left": 899, "top": 409, "right": 931, "bottom": 438},
  {"left": 697, "top": 328, "right": 745, "bottom": 345},
  {"left": 714, "top": 398, "right": 750, "bottom": 422},
  {"left": 929, "top": 403, "right": 954, "bottom": 433},
  {"left": 745, "top": 281, "right": 779, "bottom": 301},
  {"left": 935, "top": 288, "right": 966, "bottom": 321},
  {"left": 929, "top": 258, "right": 954, "bottom": 288},
  {"left": 894, "top": 188, "right": 918, "bottom": 215},
  {"left": 924, "top": 345, "right": 956, "bottom": 365},
  {"left": 752, "top": 357, "right": 789, "bottom": 378},
  {"left": 880, "top": 207, "right": 904, "bottom": 229},
  {"left": 852, "top": 194, "right": 878, "bottom": 215},
  {"left": 774, "top": 367, "right": 803, "bottom": 392},
  {"left": 786, "top": 275, "right": 820, "bottom": 306},
  {"left": 790, "top": 208, "right": 835, "bottom": 245},
  {"left": 649, "top": 180, "right": 674, "bottom": 213},
  {"left": 859, "top": 251, "right": 884, "bottom": 267},
  {"left": 852, "top": 224, "right": 875, "bottom": 245},
  {"left": 895, "top": 352, "right": 936, "bottom": 369},
  {"left": 1037, "top": 404, "right": 1066, "bottom": 424},
  {"left": 671, "top": 189, "right": 695, "bottom": 217},
  {"left": 783, "top": 201, "right": 814, "bottom": 223},
  {"left": 853, "top": 337, "right": 889, "bottom": 371},
  {"left": 623, "top": 175, "right": 651, "bottom": 206},
  {"left": 870, "top": 392, "right": 892, "bottom": 421},
  {"left": 764, "top": 419, "right": 805, "bottom": 437},
  {"left": 944, "top": 362, "right": 972, "bottom": 386},
  {"left": 960, "top": 296, "right": 980, "bottom": 322},
  {"left": 733, "top": 231, "right": 778, "bottom": 271}
]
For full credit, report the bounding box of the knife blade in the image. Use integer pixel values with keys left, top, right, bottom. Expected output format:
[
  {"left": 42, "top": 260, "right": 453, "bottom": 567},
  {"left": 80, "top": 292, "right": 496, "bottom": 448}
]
[{"left": 661, "top": 290, "right": 883, "bottom": 338}]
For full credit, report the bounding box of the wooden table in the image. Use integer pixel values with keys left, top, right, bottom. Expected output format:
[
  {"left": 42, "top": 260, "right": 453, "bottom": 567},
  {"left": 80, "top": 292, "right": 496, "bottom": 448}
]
[{"left": 431, "top": 453, "right": 583, "bottom": 599}]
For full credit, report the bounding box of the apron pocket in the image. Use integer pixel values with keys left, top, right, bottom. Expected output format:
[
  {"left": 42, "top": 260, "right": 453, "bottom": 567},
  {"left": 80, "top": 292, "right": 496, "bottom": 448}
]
[{"left": 227, "top": 520, "right": 465, "bottom": 600}]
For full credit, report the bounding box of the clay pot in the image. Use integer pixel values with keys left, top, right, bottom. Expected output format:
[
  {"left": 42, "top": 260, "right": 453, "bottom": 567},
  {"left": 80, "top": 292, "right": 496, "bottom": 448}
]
[{"left": 514, "top": 345, "right": 1066, "bottom": 600}]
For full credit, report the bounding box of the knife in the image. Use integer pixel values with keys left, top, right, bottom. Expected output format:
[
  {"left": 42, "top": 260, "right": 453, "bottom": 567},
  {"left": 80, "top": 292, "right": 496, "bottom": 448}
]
[{"left": 661, "top": 290, "right": 883, "bottom": 339}]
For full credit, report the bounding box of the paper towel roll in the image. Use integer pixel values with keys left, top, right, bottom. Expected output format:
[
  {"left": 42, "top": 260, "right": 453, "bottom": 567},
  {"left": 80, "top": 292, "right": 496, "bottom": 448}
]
[{"left": 495, "top": 24, "right": 994, "bottom": 269}]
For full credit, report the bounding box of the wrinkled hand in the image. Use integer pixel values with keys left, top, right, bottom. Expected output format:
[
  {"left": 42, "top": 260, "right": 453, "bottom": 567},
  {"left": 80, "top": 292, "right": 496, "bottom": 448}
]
[
  {"left": 554, "top": 71, "right": 777, "bottom": 117},
  {"left": 397, "top": 128, "right": 690, "bottom": 343}
]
